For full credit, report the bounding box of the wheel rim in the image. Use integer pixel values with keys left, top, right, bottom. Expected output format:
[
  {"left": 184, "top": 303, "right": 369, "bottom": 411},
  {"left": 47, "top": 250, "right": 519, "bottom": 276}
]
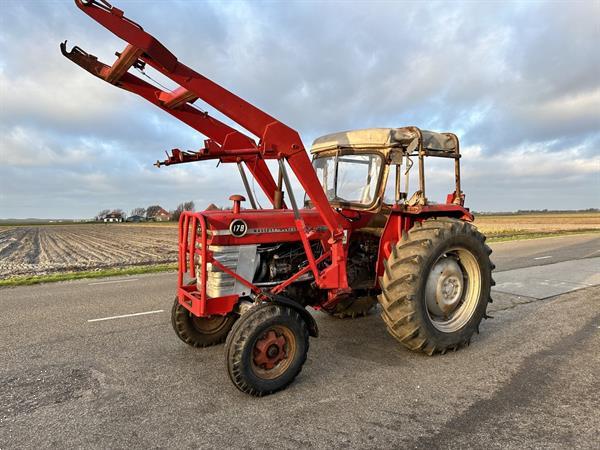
[
  {"left": 251, "top": 325, "right": 296, "bottom": 380},
  {"left": 425, "top": 247, "right": 482, "bottom": 333},
  {"left": 190, "top": 314, "right": 230, "bottom": 334}
]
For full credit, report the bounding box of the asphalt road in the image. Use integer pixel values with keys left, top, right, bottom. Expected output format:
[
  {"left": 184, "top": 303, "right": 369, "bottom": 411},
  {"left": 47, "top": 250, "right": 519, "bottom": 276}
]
[
  {"left": 490, "top": 233, "right": 600, "bottom": 271},
  {"left": 1, "top": 234, "right": 599, "bottom": 449}
]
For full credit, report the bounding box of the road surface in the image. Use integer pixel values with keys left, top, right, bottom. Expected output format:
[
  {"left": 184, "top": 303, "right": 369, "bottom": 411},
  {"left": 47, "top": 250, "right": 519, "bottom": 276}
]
[{"left": 1, "top": 234, "right": 598, "bottom": 449}]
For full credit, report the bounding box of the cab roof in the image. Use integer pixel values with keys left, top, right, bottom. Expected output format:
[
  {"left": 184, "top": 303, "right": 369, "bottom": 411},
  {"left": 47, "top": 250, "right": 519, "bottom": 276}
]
[{"left": 310, "top": 126, "right": 458, "bottom": 155}]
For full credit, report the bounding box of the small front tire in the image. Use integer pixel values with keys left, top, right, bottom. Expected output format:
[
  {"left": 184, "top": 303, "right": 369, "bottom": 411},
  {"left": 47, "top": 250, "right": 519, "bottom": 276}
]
[
  {"left": 171, "top": 298, "right": 237, "bottom": 348},
  {"left": 225, "top": 303, "right": 309, "bottom": 396}
]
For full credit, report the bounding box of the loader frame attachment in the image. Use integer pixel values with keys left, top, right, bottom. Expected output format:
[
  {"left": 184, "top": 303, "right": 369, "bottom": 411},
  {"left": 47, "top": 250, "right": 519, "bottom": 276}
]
[{"left": 62, "top": 0, "right": 349, "bottom": 297}]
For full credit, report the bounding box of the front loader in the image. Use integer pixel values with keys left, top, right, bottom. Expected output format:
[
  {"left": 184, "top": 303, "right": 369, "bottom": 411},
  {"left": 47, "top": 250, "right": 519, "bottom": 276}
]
[{"left": 63, "top": 0, "right": 494, "bottom": 396}]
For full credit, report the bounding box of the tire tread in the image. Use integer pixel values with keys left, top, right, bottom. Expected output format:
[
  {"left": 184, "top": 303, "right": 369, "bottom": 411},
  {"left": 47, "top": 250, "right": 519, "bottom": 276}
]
[{"left": 377, "top": 218, "right": 493, "bottom": 355}]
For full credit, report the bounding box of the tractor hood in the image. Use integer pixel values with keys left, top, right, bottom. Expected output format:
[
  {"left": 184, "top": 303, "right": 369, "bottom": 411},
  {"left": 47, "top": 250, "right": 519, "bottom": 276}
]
[
  {"left": 198, "top": 207, "right": 345, "bottom": 247},
  {"left": 310, "top": 127, "right": 458, "bottom": 157}
]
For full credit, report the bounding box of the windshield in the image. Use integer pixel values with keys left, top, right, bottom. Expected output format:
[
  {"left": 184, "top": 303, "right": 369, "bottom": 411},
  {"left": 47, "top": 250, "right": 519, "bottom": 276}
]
[{"left": 312, "top": 153, "right": 383, "bottom": 207}]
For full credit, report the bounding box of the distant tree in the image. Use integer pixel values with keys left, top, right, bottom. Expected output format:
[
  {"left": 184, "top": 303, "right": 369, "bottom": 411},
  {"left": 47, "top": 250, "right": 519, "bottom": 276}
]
[
  {"left": 146, "top": 205, "right": 162, "bottom": 219},
  {"left": 96, "top": 209, "right": 110, "bottom": 220},
  {"left": 171, "top": 201, "right": 195, "bottom": 221},
  {"left": 131, "top": 207, "right": 146, "bottom": 217},
  {"left": 112, "top": 209, "right": 125, "bottom": 218}
]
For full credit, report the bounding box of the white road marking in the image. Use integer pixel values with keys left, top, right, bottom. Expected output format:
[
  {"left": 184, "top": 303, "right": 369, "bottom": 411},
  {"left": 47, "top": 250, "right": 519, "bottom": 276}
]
[
  {"left": 533, "top": 256, "right": 553, "bottom": 260},
  {"left": 87, "top": 309, "right": 164, "bottom": 323},
  {"left": 88, "top": 278, "right": 138, "bottom": 286}
]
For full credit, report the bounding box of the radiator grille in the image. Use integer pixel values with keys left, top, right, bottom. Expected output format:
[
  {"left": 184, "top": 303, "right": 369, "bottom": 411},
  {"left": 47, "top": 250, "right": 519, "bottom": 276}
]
[{"left": 197, "top": 245, "right": 258, "bottom": 297}]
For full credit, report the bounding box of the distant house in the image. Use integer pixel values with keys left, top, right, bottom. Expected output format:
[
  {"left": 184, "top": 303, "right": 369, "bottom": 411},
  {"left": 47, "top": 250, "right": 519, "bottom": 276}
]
[
  {"left": 126, "top": 215, "right": 145, "bottom": 223},
  {"left": 147, "top": 207, "right": 171, "bottom": 222},
  {"left": 103, "top": 212, "right": 124, "bottom": 223}
]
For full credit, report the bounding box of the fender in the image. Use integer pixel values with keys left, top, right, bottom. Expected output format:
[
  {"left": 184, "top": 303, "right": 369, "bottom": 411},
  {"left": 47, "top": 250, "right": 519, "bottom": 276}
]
[
  {"left": 375, "top": 205, "right": 473, "bottom": 281},
  {"left": 376, "top": 212, "right": 408, "bottom": 282},
  {"left": 269, "top": 295, "right": 319, "bottom": 337}
]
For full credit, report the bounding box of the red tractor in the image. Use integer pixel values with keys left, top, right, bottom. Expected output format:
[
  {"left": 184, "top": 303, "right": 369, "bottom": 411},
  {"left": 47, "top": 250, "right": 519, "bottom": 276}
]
[{"left": 63, "top": 0, "right": 494, "bottom": 396}]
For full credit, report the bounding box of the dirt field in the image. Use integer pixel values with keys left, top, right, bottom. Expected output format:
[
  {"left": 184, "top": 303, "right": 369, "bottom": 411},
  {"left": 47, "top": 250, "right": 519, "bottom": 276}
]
[
  {"left": 473, "top": 212, "right": 600, "bottom": 236},
  {"left": 0, "top": 224, "right": 177, "bottom": 279},
  {"left": 1, "top": 213, "right": 598, "bottom": 279}
]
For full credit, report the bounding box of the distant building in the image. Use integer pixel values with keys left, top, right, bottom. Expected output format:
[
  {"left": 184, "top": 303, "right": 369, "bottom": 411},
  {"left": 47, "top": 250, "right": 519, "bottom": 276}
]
[
  {"left": 103, "top": 212, "right": 124, "bottom": 223},
  {"left": 126, "top": 215, "right": 145, "bottom": 222},
  {"left": 147, "top": 207, "right": 172, "bottom": 222}
]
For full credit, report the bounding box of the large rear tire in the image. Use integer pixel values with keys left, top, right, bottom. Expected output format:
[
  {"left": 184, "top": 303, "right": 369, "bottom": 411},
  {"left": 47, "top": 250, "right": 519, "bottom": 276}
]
[
  {"left": 378, "top": 217, "right": 493, "bottom": 355},
  {"left": 325, "top": 295, "right": 378, "bottom": 319},
  {"left": 171, "top": 298, "right": 237, "bottom": 348},
  {"left": 225, "top": 303, "right": 309, "bottom": 396}
]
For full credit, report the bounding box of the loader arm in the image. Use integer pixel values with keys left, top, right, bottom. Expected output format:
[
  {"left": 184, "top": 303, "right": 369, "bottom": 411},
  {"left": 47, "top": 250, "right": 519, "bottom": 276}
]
[
  {"left": 60, "top": 42, "right": 280, "bottom": 206},
  {"left": 62, "top": 0, "right": 348, "bottom": 290}
]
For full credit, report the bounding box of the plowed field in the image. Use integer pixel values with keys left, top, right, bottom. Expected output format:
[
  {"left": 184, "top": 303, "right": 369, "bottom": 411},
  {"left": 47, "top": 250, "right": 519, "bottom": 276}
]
[
  {"left": 474, "top": 212, "right": 600, "bottom": 236},
  {"left": 2, "top": 213, "right": 598, "bottom": 279},
  {"left": 0, "top": 224, "right": 178, "bottom": 278}
]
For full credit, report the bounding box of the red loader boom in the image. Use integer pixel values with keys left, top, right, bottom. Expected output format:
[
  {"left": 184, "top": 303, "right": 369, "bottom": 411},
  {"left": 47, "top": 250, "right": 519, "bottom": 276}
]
[{"left": 61, "top": 0, "right": 348, "bottom": 293}]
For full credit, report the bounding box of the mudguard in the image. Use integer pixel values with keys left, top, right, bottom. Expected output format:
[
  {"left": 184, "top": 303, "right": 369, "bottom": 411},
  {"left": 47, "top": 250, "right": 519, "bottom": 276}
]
[{"left": 269, "top": 295, "right": 319, "bottom": 338}]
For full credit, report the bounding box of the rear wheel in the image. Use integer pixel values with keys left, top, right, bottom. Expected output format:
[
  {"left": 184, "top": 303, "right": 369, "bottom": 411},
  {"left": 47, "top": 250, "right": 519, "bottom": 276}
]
[
  {"left": 378, "top": 217, "right": 493, "bottom": 355},
  {"left": 325, "top": 295, "right": 378, "bottom": 319},
  {"left": 171, "top": 298, "right": 237, "bottom": 348},
  {"left": 226, "top": 303, "right": 309, "bottom": 396}
]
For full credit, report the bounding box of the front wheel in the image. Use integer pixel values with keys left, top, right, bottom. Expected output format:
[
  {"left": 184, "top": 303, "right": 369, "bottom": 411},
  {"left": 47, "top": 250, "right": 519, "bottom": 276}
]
[
  {"left": 378, "top": 217, "right": 493, "bottom": 355},
  {"left": 171, "top": 298, "right": 237, "bottom": 348},
  {"left": 225, "top": 303, "right": 309, "bottom": 396}
]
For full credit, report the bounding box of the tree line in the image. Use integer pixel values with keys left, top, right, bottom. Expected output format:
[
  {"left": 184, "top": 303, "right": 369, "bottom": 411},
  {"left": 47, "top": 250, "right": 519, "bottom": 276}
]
[{"left": 95, "top": 201, "right": 195, "bottom": 221}]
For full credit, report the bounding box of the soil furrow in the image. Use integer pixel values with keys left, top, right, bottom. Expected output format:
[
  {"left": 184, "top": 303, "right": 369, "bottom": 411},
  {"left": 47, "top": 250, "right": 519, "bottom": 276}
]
[{"left": 1, "top": 225, "right": 179, "bottom": 278}]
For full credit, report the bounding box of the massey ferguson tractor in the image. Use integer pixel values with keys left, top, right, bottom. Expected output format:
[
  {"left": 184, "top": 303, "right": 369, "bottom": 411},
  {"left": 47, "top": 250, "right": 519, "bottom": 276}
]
[{"left": 63, "top": 0, "right": 494, "bottom": 396}]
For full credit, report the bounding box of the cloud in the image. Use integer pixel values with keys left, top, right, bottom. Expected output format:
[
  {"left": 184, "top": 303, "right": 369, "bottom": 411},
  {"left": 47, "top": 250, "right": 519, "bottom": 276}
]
[
  {"left": 0, "top": 126, "right": 94, "bottom": 167},
  {"left": 0, "top": 0, "right": 598, "bottom": 218}
]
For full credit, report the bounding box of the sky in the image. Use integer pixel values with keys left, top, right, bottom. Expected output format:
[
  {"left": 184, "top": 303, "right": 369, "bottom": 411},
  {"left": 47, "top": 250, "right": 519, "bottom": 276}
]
[{"left": 0, "top": 0, "right": 599, "bottom": 218}]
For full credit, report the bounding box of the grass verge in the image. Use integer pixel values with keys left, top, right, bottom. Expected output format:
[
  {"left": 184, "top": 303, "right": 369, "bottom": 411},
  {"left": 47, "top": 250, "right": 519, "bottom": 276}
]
[{"left": 0, "top": 263, "right": 177, "bottom": 287}]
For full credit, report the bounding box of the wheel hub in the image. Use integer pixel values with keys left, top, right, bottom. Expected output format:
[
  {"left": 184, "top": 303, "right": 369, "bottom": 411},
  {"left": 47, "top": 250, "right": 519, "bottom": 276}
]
[
  {"left": 425, "top": 257, "right": 464, "bottom": 317},
  {"left": 253, "top": 330, "right": 287, "bottom": 370}
]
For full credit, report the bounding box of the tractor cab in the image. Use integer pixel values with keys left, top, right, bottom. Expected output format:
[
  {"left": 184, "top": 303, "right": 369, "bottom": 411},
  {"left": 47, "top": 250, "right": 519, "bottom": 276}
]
[{"left": 309, "top": 127, "right": 463, "bottom": 212}]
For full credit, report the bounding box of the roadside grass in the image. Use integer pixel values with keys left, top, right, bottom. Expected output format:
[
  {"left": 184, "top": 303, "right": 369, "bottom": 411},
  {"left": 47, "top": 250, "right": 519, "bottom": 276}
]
[{"left": 0, "top": 263, "right": 177, "bottom": 287}]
